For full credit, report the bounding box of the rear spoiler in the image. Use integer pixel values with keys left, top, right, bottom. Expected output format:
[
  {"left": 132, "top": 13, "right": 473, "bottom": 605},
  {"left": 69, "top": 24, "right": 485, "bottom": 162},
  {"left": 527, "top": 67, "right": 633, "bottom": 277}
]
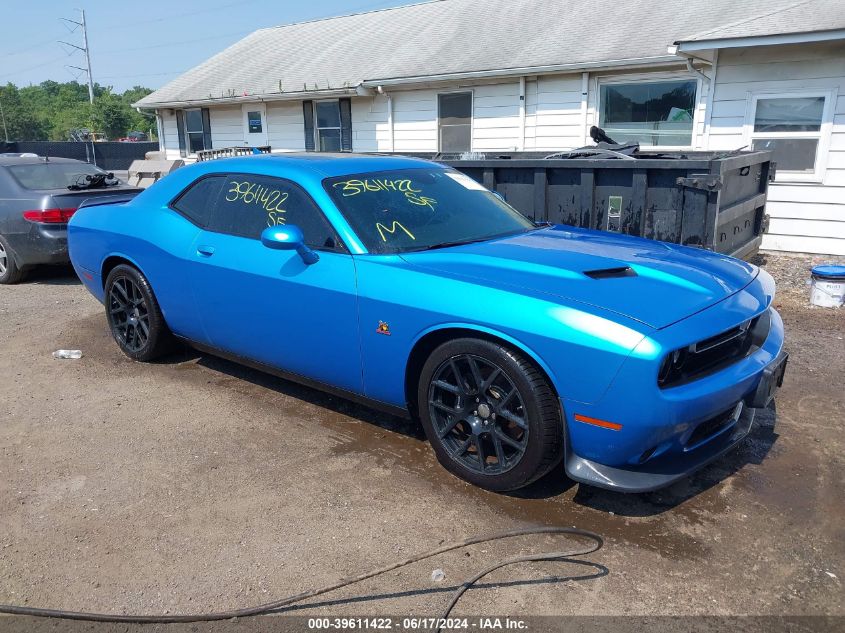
[{"left": 76, "top": 193, "right": 141, "bottom": 210}]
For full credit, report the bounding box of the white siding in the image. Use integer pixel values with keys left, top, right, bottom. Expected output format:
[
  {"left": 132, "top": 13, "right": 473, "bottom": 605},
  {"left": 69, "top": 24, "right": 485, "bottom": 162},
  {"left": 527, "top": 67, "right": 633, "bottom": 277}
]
[
  {"left": 392, "top": 89, "right": 438, "bottom": 152},
  {"left": 471, "top": 81, "right": 522, "bottom": 151},
  {"left": 209, "top": 105, "right": 243, "bottom": 148},
  {"left": 266, "top": 101, "right": 305, "bottom": 152},
  {"left": 351, "top": 94, "right": 391, "bottom": 152},
  {"left": 352, "top": 76, "right": 588, "bottom": 154},
  {"left": 530, "top": 74, "right": 584, "bottom": 151},
  {"left": 707, "top": 42, "right": 845, "bottom": 255},
  {"left": 158, "top": 110, "right": 182, "bottom": 161}
]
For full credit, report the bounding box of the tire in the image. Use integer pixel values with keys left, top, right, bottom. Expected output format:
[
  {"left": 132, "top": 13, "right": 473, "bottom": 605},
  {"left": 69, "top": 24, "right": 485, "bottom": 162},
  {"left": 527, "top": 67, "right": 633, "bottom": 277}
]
[
  {"left": 0, "top": 235, "right": 25, "bottom": 285},
  {"left": 104, "top": 264, "right": 174, "bottom": 361},
  {"left": 417, "top": 338, "right": 563, "bottom": 492}
]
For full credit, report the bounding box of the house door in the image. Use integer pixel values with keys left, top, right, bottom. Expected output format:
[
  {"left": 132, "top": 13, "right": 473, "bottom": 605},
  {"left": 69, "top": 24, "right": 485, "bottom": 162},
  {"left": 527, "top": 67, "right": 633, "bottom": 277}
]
[{"left": 242, "top": 103, "right": 268, "bottom": 147}]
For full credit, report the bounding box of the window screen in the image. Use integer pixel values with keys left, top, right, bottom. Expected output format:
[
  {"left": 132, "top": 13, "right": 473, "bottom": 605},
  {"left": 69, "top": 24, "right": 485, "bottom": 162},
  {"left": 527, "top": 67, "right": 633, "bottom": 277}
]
[
  {"left": 438, "top": 92, "right": 472, "bottom": 153},
  {"left": 315, "top": 101, "right": 342, "bottom": 152},
  {"left": 185, "top": 109, "right": 206, "bottom": 153},
  {"left": 599, "top": 80, "right": 696, "bottom": 146},
  {"left": 751, "top": 138, "right": 819, "bottom": 172},
  {"left": 171, "top": 175, "right": 225, "bottom": 227},
  {"left": 211, "top": 175, "right": 340, "bottom": 249}
]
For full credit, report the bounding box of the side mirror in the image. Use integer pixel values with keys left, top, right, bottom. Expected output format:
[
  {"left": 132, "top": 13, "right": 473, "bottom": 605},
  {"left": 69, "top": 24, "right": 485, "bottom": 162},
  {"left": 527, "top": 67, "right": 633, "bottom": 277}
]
[{"left": 260, "top": 225, "right": 319, "bottom": 265}]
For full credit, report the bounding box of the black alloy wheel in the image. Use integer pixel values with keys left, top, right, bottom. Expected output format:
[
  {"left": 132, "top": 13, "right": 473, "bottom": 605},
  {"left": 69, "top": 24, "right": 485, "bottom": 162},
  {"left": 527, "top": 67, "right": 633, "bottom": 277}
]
[
  {"left": 428, "top": 354, "right": 529, "bottom": 475},
  {"left": 104, "top": 264, "right": 174, "bottom": 361},
  {"left": 109, "top": 275, "right": 151, "bottom": 353},
  {"left": 418, "top": 338, "right": 563, "bottom": 491}
]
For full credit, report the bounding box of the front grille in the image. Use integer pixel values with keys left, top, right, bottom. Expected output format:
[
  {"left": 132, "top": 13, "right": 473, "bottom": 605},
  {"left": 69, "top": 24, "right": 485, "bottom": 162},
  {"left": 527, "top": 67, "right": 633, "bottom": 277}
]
[{"left": 658, "top": 310, "right": 771, "bottom": 388}]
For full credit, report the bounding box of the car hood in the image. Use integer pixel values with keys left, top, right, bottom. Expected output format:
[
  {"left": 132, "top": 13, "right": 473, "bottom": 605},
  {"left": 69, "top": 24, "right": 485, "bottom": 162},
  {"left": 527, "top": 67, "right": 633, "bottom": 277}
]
[{"left": 398, "top": 226, "right": 758, "bottom": 329}]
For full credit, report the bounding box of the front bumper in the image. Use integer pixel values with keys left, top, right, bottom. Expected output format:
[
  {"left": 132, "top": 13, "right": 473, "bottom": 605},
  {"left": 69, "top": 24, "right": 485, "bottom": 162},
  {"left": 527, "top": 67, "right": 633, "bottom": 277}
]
[
  {"left": 565, "top": 402, "right": 756, "bottom": 492},
  {"left": 4, "top": 224, "right": 69, "bottom": 267},
  {"left": 560, "top": 288, "right": 785, "bottom": 493}
]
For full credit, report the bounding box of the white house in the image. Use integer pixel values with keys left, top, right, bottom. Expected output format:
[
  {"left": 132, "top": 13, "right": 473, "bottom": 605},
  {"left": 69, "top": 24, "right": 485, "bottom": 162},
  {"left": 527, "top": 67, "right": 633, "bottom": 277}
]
[{"left": 136, "top": 0, "right": 845, "bottom": 255}]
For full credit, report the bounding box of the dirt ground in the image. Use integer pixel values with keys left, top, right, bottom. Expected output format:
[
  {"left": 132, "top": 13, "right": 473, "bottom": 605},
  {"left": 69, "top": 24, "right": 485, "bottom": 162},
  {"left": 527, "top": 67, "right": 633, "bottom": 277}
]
[{"left": 0, "top": 251, "right": 843, "bottom": 624}]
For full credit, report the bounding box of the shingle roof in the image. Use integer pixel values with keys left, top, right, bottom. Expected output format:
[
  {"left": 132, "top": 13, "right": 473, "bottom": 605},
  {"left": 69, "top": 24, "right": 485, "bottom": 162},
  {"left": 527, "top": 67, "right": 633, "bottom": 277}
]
[
  {"left": 677, "top": 0, "right": 845, "bottom": 43},
  {"left": 136, "top": 0, "right": 835, "bottom": 108}
]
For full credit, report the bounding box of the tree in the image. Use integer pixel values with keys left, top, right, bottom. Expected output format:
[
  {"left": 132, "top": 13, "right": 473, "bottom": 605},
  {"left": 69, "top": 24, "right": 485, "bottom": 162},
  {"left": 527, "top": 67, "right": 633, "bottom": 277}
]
[
  {"left": 0, "top": 83, "right": 49, "bottom": 141},
  {"left": 0, "top": 81, "right": 157, "bottom": 141},
  {"left": 92, "top": 90, "right": 132, "bottom": 140}
]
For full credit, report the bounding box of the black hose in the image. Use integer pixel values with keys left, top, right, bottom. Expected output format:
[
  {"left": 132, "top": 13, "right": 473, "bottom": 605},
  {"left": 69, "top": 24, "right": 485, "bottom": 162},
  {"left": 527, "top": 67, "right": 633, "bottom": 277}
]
[{"left": 0, "top": 526, "right": 603, "bottom": 625}]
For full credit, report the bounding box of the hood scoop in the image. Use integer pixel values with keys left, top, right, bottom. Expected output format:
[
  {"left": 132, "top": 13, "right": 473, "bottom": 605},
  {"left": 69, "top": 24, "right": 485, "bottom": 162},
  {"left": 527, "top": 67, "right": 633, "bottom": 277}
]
[{"left": 583, "top": 266, "right": 637, "bottom": 280}]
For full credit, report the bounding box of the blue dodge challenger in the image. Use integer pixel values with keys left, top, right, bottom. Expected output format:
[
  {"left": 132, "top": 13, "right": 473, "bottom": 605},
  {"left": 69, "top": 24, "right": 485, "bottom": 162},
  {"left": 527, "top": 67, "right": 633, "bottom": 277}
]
[{"left": 68, "top": 154, "right": 787, "bottom": 493}]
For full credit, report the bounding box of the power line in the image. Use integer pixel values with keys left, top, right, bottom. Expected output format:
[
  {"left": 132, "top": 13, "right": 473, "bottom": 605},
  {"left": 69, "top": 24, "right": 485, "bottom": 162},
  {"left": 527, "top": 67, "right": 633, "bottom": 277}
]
[
  {"left": 99, "top": 29, "right": 255, "bottom": 54},
  {"left": 98, "top": 70, "right": 187, "bottom": 80},
  {"left": 0, "top": 56, "right": 68, "bottom": 80},
  {"left": 99, "top": 0, "right": 263, "bottom": 29},
  {"left": 96, "top": 0, "right": 405, "bottom": 55},
  {"left": 0, "top": 36, "right": 65, "bottom": 58}
]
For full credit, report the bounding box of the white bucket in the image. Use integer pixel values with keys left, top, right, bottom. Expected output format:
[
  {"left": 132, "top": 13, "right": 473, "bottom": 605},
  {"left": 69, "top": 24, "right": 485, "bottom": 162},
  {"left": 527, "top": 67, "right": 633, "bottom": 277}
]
[{"left": 810, "top": 265, "right": 845, "bottom": 308}]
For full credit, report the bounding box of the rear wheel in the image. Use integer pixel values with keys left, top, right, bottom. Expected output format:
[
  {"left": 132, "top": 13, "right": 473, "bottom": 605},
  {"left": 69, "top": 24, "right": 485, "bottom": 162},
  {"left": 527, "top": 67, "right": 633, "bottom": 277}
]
[
  {"left": 0, "top": 235, "right": 25, "bottom": 285},
  {"left": 104, "top": 264, "right": 174, "bottom": 361},
  {"left": 417, "top": 338, "right": 563, "bottom": 491}
]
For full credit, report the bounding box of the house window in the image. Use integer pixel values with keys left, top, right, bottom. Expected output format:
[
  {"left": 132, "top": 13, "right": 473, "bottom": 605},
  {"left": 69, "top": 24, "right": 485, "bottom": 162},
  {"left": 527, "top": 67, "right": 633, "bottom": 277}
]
[
  {"left": 315, "top": 100, "right": 342, "bottom": 152},
  {"left": 747, "top": 93, "right": 833, "bottom": 181},
  {"left": 438, "top": 92, "right": 472, "bottom": 153},
  {"left": 185, "top": 109, "right": 207, "bottom": 153},
  {"left": 303, "top": 99, "right": 352, "bottom": 152},
  {"left": 599, "top": 80, "right": 697, "bottom": 147},
  {"left": 176, "top": 108, "right": 211, "bottom": 156}
]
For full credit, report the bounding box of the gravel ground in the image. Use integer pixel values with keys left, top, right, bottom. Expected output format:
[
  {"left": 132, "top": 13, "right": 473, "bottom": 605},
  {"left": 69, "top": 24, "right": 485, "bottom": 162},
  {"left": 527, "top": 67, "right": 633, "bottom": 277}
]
[{"left": 0, "top": 250, "right": 843, "bottom": 627}]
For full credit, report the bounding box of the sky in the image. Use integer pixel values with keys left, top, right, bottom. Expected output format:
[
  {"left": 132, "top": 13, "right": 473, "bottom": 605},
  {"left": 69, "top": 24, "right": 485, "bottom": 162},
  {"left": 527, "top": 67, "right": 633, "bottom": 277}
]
[{"left": 0, "top": 0, "right": 416, "bottom": 93}]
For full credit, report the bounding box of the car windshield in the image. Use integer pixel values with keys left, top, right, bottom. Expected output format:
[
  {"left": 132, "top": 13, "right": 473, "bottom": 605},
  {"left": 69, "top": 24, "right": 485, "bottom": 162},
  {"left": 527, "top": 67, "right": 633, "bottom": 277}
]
[
  {"left": 324, "top": 168, "right": 535, "bottom": 254},
  {"left": 7, "top": 162, "right": 111, "bottom": 190}
]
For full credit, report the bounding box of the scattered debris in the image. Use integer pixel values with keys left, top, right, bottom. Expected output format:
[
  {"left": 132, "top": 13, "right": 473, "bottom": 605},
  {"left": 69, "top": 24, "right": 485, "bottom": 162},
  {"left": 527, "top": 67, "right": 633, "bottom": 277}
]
[
  {"left": 431, "top": 569, "right": 445, "bottom": 582},
  {"left": 52, "top": 350, "right": 82, "bottom": 360}
]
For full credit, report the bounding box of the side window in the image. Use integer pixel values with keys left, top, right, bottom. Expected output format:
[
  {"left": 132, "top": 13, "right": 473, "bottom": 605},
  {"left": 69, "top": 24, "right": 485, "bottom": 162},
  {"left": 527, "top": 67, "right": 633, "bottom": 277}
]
[
  {"left": 211, "top": 175, "right": 342, "bottom": 250},
  {"left": 747, "top": 93, "right": 832, "bottom": 181},
  {"left": 438, "top": 92, "right": 472, "bottom": 153},
  {"left": 170, "top": 175, "right": 225, "bottom": 227}
]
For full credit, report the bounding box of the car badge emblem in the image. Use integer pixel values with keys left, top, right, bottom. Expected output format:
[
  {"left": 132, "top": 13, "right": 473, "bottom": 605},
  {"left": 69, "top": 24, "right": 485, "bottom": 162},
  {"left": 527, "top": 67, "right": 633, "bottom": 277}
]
[{"left": 376, "top": 321, "right": 391, "bottom": 336}]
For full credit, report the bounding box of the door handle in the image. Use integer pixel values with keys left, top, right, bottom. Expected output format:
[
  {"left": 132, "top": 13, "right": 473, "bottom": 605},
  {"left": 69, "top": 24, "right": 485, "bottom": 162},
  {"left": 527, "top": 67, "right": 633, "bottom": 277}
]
[{"left": 196, "top": 245, "right": 216, "bottom": 257}]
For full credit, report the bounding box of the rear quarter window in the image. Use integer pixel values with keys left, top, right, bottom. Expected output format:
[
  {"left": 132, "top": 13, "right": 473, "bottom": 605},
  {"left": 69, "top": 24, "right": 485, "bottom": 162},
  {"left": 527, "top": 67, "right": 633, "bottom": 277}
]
[
  {"left": 170, "top": 175, "right": 226, "bottom": 227},
  {"left": 209, "top": 174, "right": 343, "bottom": 250}
]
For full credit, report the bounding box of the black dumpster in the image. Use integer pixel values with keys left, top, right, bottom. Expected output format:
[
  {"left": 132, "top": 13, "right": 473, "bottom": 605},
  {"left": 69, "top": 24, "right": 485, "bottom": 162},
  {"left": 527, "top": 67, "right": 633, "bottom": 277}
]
[{"left": 439, "top": 150, "right": 774, "bottom": 259}]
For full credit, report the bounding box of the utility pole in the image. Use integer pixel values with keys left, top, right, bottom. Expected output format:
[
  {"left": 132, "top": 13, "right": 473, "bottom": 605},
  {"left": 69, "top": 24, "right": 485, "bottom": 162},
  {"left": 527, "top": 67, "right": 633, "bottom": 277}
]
[{"left": 60, "top": 9, "right": 95, "bottom": 104}]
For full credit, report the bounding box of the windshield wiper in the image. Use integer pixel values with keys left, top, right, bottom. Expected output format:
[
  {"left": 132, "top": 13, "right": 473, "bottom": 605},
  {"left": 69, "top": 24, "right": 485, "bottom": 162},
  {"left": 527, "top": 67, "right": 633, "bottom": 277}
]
[{"left": 415, "top": 236, "right": 494, "bottom": 251}]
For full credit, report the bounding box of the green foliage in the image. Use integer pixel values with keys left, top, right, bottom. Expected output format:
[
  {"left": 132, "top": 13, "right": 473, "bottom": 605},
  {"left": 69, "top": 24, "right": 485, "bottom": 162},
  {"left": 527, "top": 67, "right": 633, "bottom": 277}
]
[
  {"left": 0, "top": 81, "right": 157, "bottom": 141},
  {"left": 0, "top": 83, "right": 49, "bottom": 141}
]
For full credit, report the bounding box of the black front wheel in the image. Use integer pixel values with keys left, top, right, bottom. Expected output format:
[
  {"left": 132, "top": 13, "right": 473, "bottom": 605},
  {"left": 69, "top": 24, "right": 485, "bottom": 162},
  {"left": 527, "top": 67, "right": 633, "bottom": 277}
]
[
  {"left": 418, "top": 338, "right": 563, "bottom": 491},
  {"left": 104, "top": 264, "right": 174, "bottom": 361}
]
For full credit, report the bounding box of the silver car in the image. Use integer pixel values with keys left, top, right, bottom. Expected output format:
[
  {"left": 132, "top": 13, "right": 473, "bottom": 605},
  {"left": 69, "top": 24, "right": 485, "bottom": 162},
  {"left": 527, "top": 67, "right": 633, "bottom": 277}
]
[{"left": 0, "top": 156, "right": 141, "bottom": 283}]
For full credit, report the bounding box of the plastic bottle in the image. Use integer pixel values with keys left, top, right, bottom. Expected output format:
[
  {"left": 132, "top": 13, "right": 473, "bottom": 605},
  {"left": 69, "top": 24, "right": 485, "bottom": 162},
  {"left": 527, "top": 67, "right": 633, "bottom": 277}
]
[{"left": 52, "top": 350, "right": 83, "bottom": 360}]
